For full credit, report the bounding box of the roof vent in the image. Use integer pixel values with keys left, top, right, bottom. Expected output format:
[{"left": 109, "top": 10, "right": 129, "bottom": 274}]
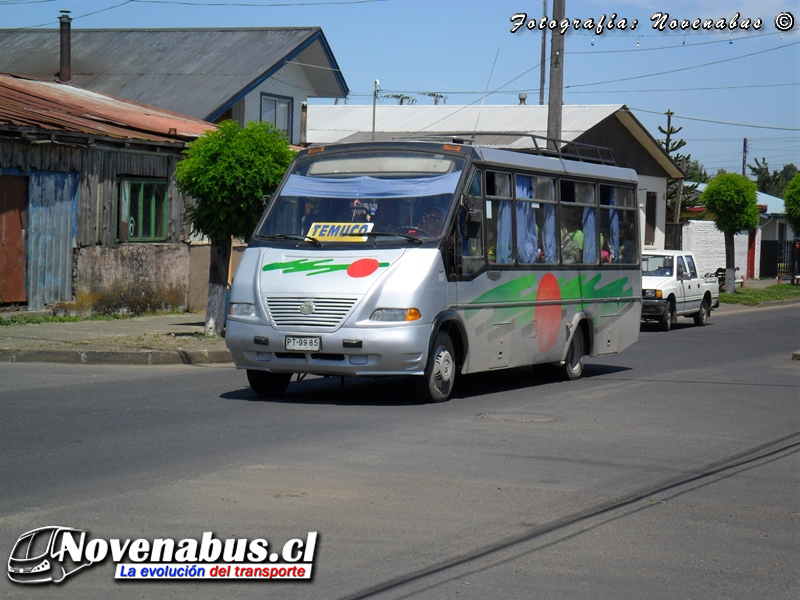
[
  {"left": 518, "top": 93, "right": 527, "bottom": 105},
  {"left": 59, "top": 10, "right": 72, "bottom": 82}
]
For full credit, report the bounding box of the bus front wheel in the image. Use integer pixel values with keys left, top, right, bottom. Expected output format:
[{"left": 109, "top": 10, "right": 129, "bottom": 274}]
[
  {"left": 247, "top": 370, "right": 292, "bottom": 398},
  {"left": 415, "top": 331, "right": 456, "bottom": 403}
]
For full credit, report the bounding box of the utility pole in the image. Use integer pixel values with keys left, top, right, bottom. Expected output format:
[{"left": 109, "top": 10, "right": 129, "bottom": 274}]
[
  {"left": 539, "top": 0, "right": 547, "bottom": 105},
  {"left": 546, "top": 0, "right": 565, "bottom": 149},
  {"left": 372, "top": 79, "right": 379, "bottom": 142},
  {"left": 742, "top": 138, "right": 748, "bottom": 176}
]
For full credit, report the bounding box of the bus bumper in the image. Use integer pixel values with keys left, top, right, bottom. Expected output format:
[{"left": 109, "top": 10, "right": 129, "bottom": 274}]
[{"left": 225, "top": 319, "right": 432, "bottom": 377}]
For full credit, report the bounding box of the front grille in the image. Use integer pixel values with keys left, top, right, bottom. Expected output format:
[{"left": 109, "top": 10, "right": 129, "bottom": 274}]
[{"left": 265, "top": 297, "right": 358, "bottom": 329}]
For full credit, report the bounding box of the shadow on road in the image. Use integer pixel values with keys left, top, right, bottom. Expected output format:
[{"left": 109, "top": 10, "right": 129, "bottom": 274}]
[{"left": 220, "top": 363, "right": 632, "bottom": 406}]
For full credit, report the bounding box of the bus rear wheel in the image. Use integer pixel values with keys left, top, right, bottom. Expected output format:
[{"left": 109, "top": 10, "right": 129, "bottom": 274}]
[
  {"left": 561, "top": 329, "right": 585, "bottom": 381},
  {"left": 415, "top": 331, "right": 456, "bottom": 403},
  {"left": 247, "top": 370, "right": 292, "bottom": 398}
]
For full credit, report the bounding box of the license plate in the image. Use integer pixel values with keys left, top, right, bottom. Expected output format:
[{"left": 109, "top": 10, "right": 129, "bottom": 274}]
[{"left": 285, "top": 336, "right": 321, "bottom": 352}]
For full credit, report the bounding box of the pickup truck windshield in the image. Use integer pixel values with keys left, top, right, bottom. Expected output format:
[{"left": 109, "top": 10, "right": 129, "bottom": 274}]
[
  {"left": 255, "top": 150, "right": 465, "bottom": 242},
  {"left": 642, "top": 254, "right": 674, "bottom": 277}
]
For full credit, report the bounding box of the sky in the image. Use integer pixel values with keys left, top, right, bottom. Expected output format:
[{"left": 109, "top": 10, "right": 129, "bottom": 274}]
[{"left": 1, "top": 0, "right": 799, "bottom": 181}]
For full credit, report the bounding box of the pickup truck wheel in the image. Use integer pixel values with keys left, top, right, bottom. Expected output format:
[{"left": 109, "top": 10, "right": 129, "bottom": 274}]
[
  {"left": 415, "top": 331, "right": 456, "bottom": 403},
  {"left": 561, "top": 329, "right": 585, "bottom": 381},
  {"left": 659, "top": 302, "right": 674, "bottom": 332},
  {"left": 247, "top": 370, "right": 292, "bottom": 398},
  {"left": 694, "top": 298, "right": 710, "bottom": 326}
]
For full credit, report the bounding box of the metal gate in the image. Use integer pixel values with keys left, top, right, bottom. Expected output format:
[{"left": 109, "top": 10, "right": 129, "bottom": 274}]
[
  {"left": 0, "top": 176, "right": 27, "bottom": 303},
  {"left": 761, "top": 240, "right": 799, "bottom": 279}
]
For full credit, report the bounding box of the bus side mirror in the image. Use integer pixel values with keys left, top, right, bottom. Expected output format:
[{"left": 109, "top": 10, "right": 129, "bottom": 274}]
[{"left": 465, "top": 208, "right": 482, "bottom": 238}]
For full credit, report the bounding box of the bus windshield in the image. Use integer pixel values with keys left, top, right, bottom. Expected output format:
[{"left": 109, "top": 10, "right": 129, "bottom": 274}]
[{"left": 255, "top": 149, "right": 466, "bottom": 242}]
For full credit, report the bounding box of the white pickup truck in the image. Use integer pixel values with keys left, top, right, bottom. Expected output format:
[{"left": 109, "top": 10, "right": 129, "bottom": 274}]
[{"left": 641, "top": 250, "right": 720, "bottom": 332}]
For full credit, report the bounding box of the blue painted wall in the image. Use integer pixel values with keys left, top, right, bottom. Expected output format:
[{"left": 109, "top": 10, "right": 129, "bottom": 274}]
[{"left": 2, "top": 167, "right": 78, "bottom": 309}]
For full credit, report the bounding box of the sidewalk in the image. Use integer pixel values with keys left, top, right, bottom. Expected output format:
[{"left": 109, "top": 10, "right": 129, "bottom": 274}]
[
  {"left": 1, "top": 288, "right": 798, "bottom": 365},
  {"left": 0, "top": 313, "right": 232, "bottom": 365}
]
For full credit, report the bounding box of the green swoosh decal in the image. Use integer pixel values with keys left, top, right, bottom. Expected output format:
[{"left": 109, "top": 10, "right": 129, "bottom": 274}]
[{"left": 262, "top": 259, "right": 389, "bottom": 276}]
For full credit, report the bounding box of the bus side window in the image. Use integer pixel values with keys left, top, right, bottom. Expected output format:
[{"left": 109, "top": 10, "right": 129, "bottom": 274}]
[
  {"left": 486, "top": 171, "right": 512, "bottom": 264},
  {"left": 458, "top": 201, "right": 484, "bottom": 276}
]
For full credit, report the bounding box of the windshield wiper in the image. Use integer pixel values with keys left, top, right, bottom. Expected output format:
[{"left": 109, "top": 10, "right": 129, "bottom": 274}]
[
  {"left": 342, "top": 231, "right": 423, "bottom": 245},
  {"left": 263, "top": 234, "right": 322, "bottom": 247}
]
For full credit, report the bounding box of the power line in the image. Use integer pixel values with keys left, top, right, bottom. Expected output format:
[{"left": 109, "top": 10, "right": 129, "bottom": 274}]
[
  {"left": 9, "top": 0, "right": 133, "bottom": 29},
  {"left": 567, "top": 31, "right": 781, "bottom": 54},
  {"left": 632, "top": 107, "right": 800, "bottom": 132},
  {"left": 566, "top": 40, "right": 800, "bottom": 89}
]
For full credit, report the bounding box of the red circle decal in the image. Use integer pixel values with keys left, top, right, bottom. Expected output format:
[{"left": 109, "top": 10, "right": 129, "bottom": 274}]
[
  {"left": 536, "top": 273, "right": 562, "bottom": 353},
  {"left": 347, "top": 258, "right": 380, "bottom": 278}
]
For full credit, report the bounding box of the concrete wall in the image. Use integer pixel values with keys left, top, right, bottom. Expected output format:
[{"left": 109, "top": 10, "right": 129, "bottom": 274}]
[
  {"left": 76, "top": 244, "right": 189, "bottom": 310},
  {"left": 638, "top": 174, "right": 667, "bottom": 251},
  {"left": 681, "top": 220, "right": 760, "bottom": 280}
]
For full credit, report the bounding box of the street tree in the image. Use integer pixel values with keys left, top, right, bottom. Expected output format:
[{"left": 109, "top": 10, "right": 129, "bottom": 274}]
[
  {"left": 176, "top": 120, "right": 295, "bottom": 335},
  {"left": 784, "top": 173, "right": 800, "bottom": 234},
  {"left": 658, "top": 110, "right": 704, "bottom": 221},
  {"left": 701, "top": 173, "right": 759, "bottom": 293},
  {"left": 749, "top": 158, "right": 798, "bottom": 198}
]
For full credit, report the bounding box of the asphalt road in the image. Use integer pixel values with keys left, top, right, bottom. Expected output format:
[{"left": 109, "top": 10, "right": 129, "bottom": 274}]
[{"left": 1, "top": 305, "right": 798, "bottom": 599}]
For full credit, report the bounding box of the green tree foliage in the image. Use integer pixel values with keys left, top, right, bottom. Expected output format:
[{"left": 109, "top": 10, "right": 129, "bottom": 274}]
[
  {"left": 176, "top": 120, "right": 296, "bottom": 334},
  {"left": 177, "top": 120, "right": 296, "bottom": 240},
  {"left": 783, "top": 173, "right": 800, "bottom": 234},
  {"left": 748, "top": 158, "right": 798, "bottom": 198},
  {"left": 702, "top": 173, "right": 759, "bottom": 292}
]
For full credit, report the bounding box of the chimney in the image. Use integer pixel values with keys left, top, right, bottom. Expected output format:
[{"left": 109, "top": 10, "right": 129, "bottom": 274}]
[
  {"left": 59, "top": 10, "right": 72, "bottom": 82},
  {"left": 518, "top": 93, "right": 527, "bottom": 105}
]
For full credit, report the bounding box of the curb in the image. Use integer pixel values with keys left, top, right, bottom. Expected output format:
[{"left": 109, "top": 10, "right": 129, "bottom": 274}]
[{"left": 0, "top": 348, "right": 232, "bottom": 365}]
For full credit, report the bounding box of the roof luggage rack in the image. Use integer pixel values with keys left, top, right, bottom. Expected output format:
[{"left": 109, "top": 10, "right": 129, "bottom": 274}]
[
  {"left": 386, "top": 133, "right": 616, "bottom": 166},
  {"left": 509, "top": 135, "right": 617, "bottom": 166}
]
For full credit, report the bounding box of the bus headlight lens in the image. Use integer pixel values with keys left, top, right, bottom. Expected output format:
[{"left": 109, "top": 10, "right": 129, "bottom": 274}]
[
  {"left": 643, "top": 289, "right": 662, "bottom": 299},
  {"left": 228, "top": 303, "right": 257, "bottom": 317},
  {"left": 369, "top": 308, "right": 422, "bottom": 322}
]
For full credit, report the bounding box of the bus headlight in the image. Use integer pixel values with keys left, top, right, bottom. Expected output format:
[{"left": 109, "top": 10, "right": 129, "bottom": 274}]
[
  {"left": 369, "top": 308, "right": 422, "bottom": 322},
  {"left": 228, "top": 303, "right": 257, "bottom": 317},
  {"left": 643, "top": 289, "right": 663, "bottom": 299}
]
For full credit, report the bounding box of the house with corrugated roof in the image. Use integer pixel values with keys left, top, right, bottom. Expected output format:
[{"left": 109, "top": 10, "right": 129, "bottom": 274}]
[
  {"left": 0, "top": 15, "right": 349, "bottom": 311},
  {"left": 0, "top": 12, "right": 348, "bottom": 145},
  {"left": 0, "top": 73, "right": 214, "bottom": 310},
  {"left": 305, "top": 103, "right": 683, "bottom": 250},
  {"left": 681, "top": 182, "right": 796, "bottom": 280}
]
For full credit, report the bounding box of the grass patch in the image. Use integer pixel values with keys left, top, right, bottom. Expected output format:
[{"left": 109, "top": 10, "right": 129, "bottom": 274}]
[
  {"left": 719, "top": 284, "right": 800, "bottom": 306},
  {"left": 0, "top": 310, "right": 184, "bottom": 327}
]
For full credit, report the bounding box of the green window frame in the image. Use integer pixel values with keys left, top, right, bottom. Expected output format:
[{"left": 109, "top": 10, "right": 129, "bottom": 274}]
[{"left": 119, "top": 179, "right": 168, "bottom": 242}]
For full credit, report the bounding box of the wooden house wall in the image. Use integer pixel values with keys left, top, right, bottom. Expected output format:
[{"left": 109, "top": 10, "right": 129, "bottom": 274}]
[
  {"left": 575, "top": 116, "right": 669, "bottom": 179},
  {"left": 0, "top": 139, "right": 189, "bottom": 246}
]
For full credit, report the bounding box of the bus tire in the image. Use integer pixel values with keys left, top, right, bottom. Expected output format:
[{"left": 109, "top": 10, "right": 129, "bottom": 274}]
[
  {"left": 247, "top": 370, "right": 291, "bottom": 398},
  {"left": 415, "top": 331, "right": 456, "bottom": 403},
  {"left": 561, "top": 329, "right": 585, "bottom": 381}
]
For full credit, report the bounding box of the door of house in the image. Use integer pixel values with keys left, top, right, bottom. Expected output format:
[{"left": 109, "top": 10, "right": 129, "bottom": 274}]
[{"left": 0, "top": 176, "right": 27, "bottom": 303}]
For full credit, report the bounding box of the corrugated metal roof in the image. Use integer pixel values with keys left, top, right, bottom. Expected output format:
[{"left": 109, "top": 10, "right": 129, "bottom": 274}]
[
  {"left": 307, "top": 104, "right": 623, "bottom": 145},
  {"left": 307, "top": 104, "right": 683, "bottom": 178},
  {"left": 0, "top": 73, "right": 215, "bottom": 143},
  {"left": 0, "top": 28, "right": 348, "bottom": 120}
]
